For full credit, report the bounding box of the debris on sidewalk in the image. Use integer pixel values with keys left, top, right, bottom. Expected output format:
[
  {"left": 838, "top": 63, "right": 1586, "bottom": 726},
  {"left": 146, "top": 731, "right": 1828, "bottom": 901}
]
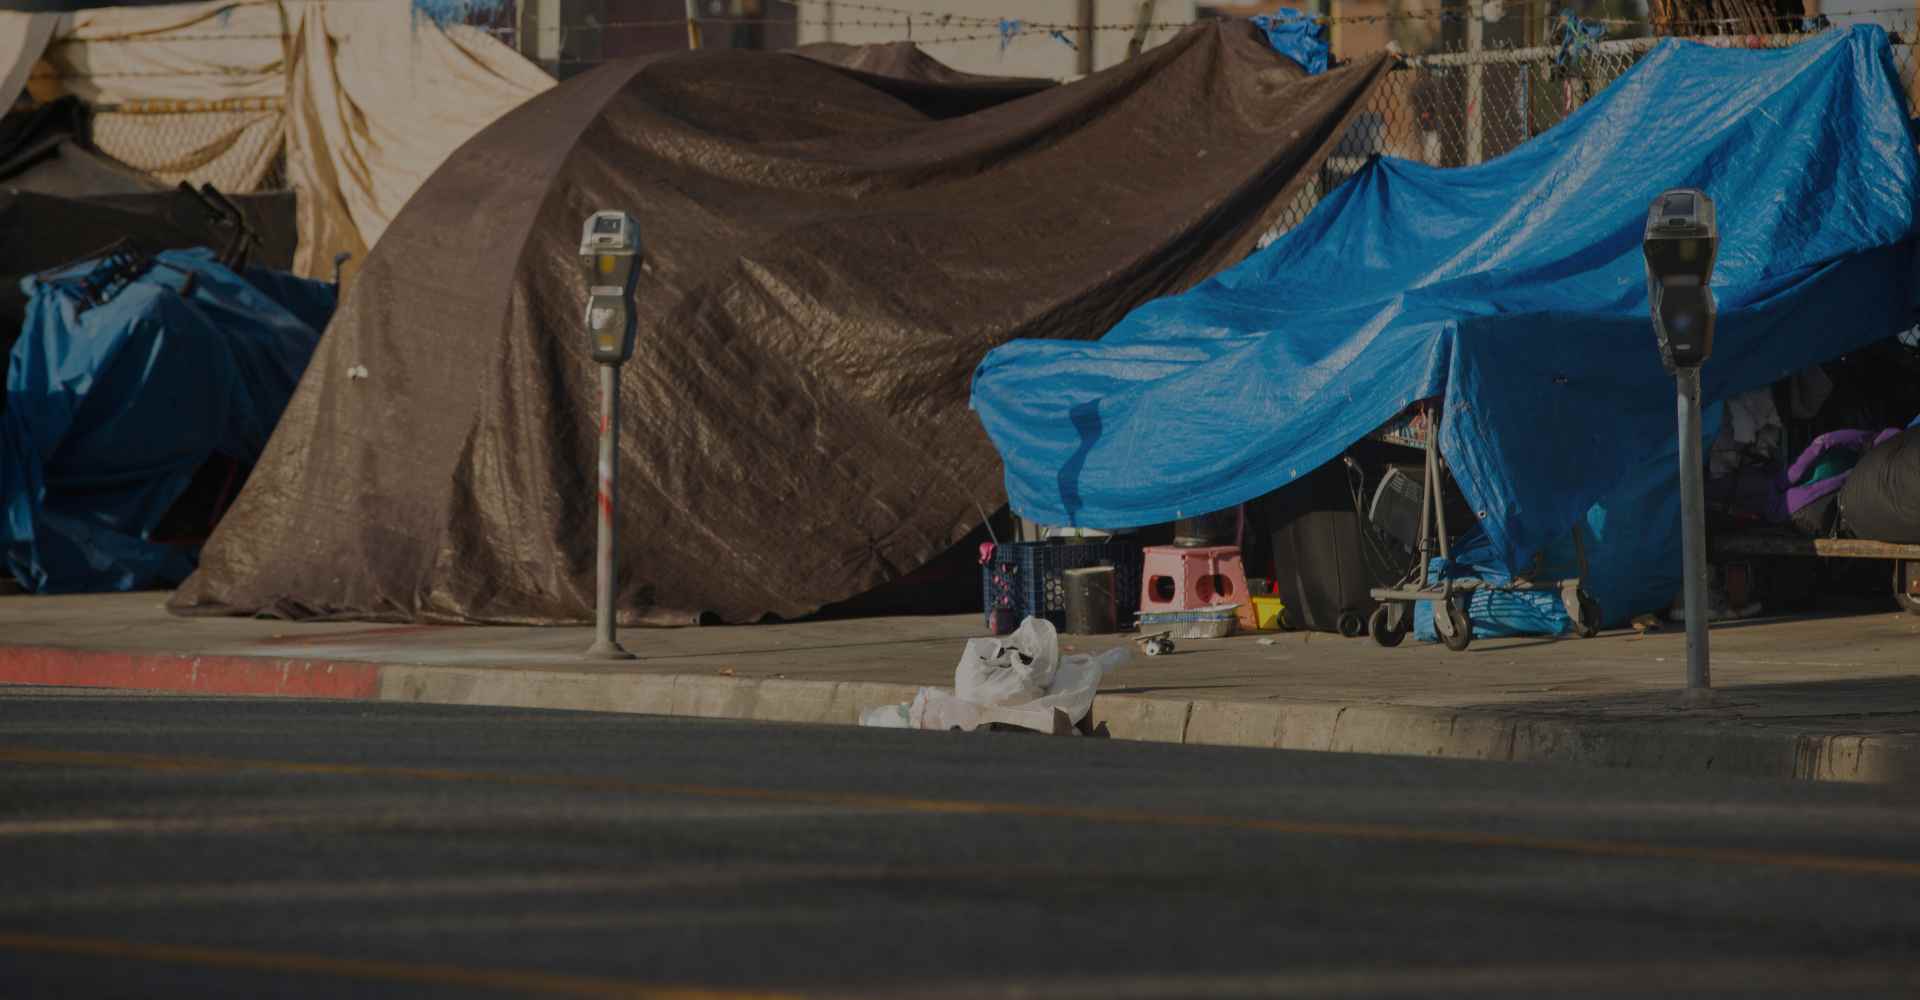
[{"left": 859, "top": 617, "right": 1127, "bottom": 734}]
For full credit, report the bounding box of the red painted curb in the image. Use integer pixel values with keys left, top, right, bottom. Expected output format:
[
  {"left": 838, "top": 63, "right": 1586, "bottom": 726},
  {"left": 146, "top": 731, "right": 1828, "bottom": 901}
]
[{"left": 0, "top": 646, "right": 384, "bottom": 700}]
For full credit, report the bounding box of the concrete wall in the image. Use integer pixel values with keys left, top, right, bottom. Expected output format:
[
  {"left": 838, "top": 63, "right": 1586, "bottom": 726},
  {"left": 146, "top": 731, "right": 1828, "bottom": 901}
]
[
  {"left": 524, "top": 0, "right": 800, "bottom": 78},
  {"left": 796, "top": 1, "right": 1199, "bottom": 80}
]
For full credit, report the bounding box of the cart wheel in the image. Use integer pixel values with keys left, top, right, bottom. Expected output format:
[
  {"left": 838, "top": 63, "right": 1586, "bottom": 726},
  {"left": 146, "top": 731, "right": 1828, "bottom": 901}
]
[
  {"left": 1440, "top": 596, "right": 1474, "bottom": 652},
  {"left": 1895, "top": 561, "right": 1920, "bottom": 616},
  {"left": 1337, "top": 611, "right": 1367, "bottom": 639},
  {"left": 1161, "top": 639, "right": 1176, "bottom": 655},
  {"left": 1368, "top": 604, "right": 1407, "bottom": 648},
  {"left": 1142, "top": 639, "right": 1164, "bottom": 656},
  {"left": 1576, "top": 592, "right": 1602, "bottom": 639}
]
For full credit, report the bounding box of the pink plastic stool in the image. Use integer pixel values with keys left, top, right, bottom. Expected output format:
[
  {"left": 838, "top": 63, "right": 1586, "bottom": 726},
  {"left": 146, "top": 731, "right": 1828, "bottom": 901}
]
[{"left": 1139, "top": 545, "right": 1251, "bottom": 618}]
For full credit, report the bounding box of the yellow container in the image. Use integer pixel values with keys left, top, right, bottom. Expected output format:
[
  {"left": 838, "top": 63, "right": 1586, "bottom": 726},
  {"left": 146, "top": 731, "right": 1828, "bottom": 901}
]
[{"left": 1248, "top": 595, "right": 1287, "bottom": 631}]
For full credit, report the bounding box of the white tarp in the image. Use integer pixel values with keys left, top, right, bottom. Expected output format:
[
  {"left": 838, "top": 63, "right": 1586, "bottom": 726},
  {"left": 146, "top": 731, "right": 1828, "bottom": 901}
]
[
  {"left": 26, "top": 1, "right": 552, "bottom": 276},
  {"left": 0, "top": 11, "right": 60, "bottom": 112}
]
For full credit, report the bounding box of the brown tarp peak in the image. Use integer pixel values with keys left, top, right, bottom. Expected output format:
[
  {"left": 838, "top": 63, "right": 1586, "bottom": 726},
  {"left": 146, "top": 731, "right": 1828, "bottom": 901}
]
[{"left": 171, "top": 23, "right": 1392, "bottom": 625}]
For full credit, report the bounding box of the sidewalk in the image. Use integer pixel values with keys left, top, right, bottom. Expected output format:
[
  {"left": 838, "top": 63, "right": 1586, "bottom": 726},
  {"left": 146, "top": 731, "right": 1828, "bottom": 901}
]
[{"left": 4, "top": 592, "right": 1920, "bottom": 782}]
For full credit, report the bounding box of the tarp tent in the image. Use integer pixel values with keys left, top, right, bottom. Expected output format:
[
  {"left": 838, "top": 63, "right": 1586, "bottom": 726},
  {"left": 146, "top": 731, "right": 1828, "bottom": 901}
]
[
  {"left": 169, "top": 23, "right": 1393, "bottom": 625},
  {"left": 4, "top": 1, "right": 552, "bottom": 278},
  {"left": 3, "top": 247, "right": 333, "bottom": 593},
  {"left": 791, "top": 41, "right": 1056, "bottom": 117},
  {"left": 973, "top": 26, "right": 1919, "bottom": 630}
]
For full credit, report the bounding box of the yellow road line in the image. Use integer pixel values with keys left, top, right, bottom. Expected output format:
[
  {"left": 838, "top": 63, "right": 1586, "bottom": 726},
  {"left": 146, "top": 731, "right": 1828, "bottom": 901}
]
[
  {"left": 0, "top": 930, "right": 802, "bottom": 999},
  {"left": 6, "top": 744, "right": 1920, "bottom": 879}
]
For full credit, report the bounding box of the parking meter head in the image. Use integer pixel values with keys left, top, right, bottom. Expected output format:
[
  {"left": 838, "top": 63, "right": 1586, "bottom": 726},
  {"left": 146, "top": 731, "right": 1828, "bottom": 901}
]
[
  {"left": 1643, "top": 189, "right": 1717, "bottom": 371},
  {"left": 579, "top": 211, "right": 642, "bottom": 365}
]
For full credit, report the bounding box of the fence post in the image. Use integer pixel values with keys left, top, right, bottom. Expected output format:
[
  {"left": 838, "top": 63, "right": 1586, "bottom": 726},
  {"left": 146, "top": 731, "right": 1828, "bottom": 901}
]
[
  {"left": 684, "top": 0, "right": 701, "bottom": 50},
  {"left": 1466, "top": 1, "right": 1482, "bottom": 164},
  {"left": 1466, "top": 0, "right": 1485, "bottom": 164},
  {"left": 1077, "top": 0, "right": 1095, "bottom": 75},
  {"left": 1127, "top": 0, "right": 1157, "bottom": 60}
]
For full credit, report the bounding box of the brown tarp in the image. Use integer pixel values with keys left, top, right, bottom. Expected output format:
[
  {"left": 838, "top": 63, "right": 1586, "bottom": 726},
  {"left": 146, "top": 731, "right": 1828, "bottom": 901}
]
[
  {"left": 790, "top": 41, "right": 1056, "bottom": 118},
  {"left": 170, "top": 22, "right": 1392, "bottom": 625}
]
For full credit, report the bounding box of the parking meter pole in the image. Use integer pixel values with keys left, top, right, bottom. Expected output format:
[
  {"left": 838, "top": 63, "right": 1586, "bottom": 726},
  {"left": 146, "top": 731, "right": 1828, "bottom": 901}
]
[
  {"left": 1676, "top": 366, "right": 1710, "bottom": 694},
  {"left": 1643, "top": 187, "right": 1717, "bottom": 702},
  {"left": 579, "top": 209, "right": 642, "bottom": 661},
  {"left": 587, "top": 362, "right": 633, "bottom": 660}
]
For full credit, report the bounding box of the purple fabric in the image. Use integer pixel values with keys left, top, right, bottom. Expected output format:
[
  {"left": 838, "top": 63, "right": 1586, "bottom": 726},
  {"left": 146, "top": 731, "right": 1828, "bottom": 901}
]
[{"left": 1782, "top": 428, "right": 1900, "bottom": 514}]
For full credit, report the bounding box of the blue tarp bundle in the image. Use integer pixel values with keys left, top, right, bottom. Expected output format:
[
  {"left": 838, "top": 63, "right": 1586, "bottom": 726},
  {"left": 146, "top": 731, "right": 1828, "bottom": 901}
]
[
  {"left": 2, "top": 248, "right": 333, "bottom": 593},
  {"left": 1251, "top": 10, "right": 1329, "bottom": 76},
  {"left": 972, "top": 26, "right": 1918, "bottom": 630}
]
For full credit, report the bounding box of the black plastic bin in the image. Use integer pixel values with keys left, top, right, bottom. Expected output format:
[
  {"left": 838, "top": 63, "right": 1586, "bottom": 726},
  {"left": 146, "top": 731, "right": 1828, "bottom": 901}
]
[{"left": 981, "top": 540, "right": 1143, "bottom": 631}]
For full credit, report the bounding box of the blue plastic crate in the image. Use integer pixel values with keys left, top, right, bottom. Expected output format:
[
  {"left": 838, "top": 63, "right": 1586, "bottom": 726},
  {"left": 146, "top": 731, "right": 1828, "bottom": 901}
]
[{"left": 980, "top": 540, "right": 1143, "bottom": 630}]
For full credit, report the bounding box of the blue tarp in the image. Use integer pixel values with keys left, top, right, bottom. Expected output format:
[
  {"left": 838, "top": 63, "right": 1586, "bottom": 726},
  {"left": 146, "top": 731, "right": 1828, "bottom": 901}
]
[
  {"left": 972, "top": 27, "right": 1918, "bottom": 629},
  {"left": 2, "top": 248, "right": 332, "bottom": 593},
  {"left": 1251, "top": 10, "right": 1329, "bottom": 76}
]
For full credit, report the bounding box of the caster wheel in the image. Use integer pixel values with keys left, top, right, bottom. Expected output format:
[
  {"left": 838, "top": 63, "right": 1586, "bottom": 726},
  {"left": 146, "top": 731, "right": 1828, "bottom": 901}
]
[
  {"left": 1576, "top": 593, "right": 1602, "bottom": 638},
  {"left": 1337, "top": 611, "right": 1367, "bottom": 638},
  {"left": 1161, "top": 639, "right": 1175, "bottom": 655},
  {"left": 1896, "top": 562, "right": 1920, "bottom": 616},
  {"left": 1440, "top": 596, "right": 1474, "bottom": 652},
  {"left": 1368, "top": 603, "right": 1408, "bottom": 648}
]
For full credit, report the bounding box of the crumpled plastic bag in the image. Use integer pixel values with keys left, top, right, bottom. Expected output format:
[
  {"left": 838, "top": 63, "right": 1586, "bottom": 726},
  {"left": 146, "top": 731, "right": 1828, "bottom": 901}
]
[{"left": 858, "top": 617, "right": 1128, "bottom": 733}]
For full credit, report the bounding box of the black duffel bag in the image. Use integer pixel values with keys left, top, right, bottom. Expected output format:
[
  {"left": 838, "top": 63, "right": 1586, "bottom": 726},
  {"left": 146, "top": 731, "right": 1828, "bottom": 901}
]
[{"left": 1839, "top": 428, "right": 1920, "bottom": 543}]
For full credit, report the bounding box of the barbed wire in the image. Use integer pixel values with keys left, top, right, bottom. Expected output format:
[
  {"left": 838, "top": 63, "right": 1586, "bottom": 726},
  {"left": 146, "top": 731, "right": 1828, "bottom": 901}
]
[
  {"left": 49, "top": 34, "right": 289, "bottom": 45},
  {"left": 772, "top": 0, "right": 999, "bottom": 28},
  {"left": 26, "top": 2, "right": 1919, "bottom": 85}
]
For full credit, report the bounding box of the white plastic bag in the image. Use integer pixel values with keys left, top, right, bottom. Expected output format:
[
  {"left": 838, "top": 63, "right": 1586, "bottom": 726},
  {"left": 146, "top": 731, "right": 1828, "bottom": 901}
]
[
  {"left": 954, "top": 617, "right": 1060, "bottom": 707},
  {"left": 858, "top": 617, "right": 1128, "bottom": 734}
]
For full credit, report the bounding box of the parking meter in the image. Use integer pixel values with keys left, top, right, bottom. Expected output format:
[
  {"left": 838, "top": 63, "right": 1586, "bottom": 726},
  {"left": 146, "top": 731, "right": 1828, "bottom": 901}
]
[
  {"left": 1644, "top": 188, "right": 1717, "bottom": 702},
  {"left": 579, "top": 210, "right": 642, "bottom": 365},
  {"left": 1643, "top": 188, "right": 1717, "bottom": 371},
  {"left": 580, "top": 210, "right": 642, "bottom": 660}
]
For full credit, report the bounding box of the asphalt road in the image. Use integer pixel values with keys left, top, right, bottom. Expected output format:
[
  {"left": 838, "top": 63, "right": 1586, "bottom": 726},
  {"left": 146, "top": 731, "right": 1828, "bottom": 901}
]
[{"left": 3, "top": 687, "right": 1920, "bottom": 998}]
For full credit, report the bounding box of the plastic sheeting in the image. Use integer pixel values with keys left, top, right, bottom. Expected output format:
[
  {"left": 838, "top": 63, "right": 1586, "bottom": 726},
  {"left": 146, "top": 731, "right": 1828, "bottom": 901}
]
[
  {"left": 1251, "top": 10, "right": 1329, "bottom": 75},
  {"left": 974, "top": 27, "right": 1919, "bottom": 628},
  {"left": 859, "top": 617, "right": 1129, "bottom": 732},
  {"left": 27, "top": 2, "right": 552, "bottom": 278},
  {"left": 0, "top": 11, "right": 58, "bottom": 110},
  {"left": 2, "top": 248, "right": 332, "bottom": 593},
  {"left": 168, "top": 23, "right": 1392, "bottom": 625},
  {"left": 1412, "top": 406, "right": 1722, "bottom": 639}
]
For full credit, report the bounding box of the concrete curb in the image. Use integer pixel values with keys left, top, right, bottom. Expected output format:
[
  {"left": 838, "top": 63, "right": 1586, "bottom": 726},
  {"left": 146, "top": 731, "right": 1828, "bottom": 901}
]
[{"left": 3, "top": 644, "right": 1915, "bottom": 783}]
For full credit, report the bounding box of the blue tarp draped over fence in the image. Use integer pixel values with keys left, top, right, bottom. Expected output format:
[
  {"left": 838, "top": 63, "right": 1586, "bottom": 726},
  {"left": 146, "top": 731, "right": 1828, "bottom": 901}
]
[
  {"left": 2, "top": 248, "right": 332, "bottom": 593},
  {"left": 1251, "top": 10, "right": 1330, "bottom": 75},
  {"left": 972, "top": 26, "right": 1918, "bottom": 628}
]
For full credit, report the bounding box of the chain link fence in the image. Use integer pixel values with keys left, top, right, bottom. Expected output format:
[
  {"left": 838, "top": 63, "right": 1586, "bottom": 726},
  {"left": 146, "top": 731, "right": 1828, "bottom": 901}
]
[
  {"left": 1268, "top": 17, "right": 1919, "bottom": 237},
  {"left": 89, "top": 102, "right": 289, "bottom": 193},
  {"left": 47, "top": 13, "right": 1915, "bottom": 223}
]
